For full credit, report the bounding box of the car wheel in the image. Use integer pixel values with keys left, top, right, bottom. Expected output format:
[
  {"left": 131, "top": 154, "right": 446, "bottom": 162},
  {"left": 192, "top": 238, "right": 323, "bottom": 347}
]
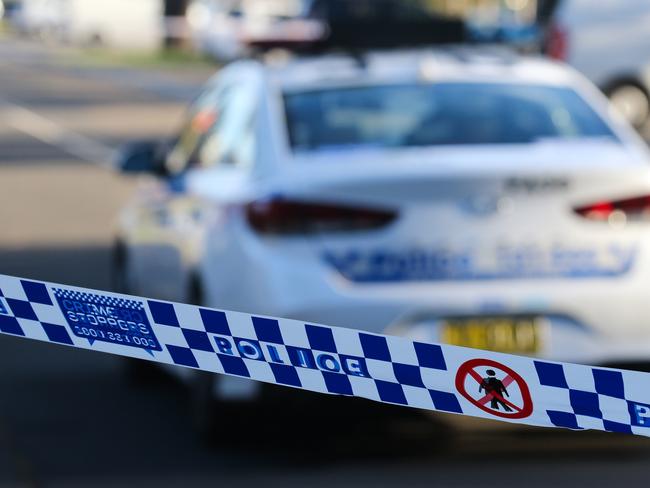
[
  {"left": 111, "top": 240, "right": 129, "bottom": 294},
  {"left": 186, "top": 275, "right": 223, "bottom": 443},
  {"left": 190, "top": 370, "right": 223, "bottom": 444},
  {"left": 607, "top": 83, "right": 650, "bottom": 130},
  {"left": 112, "top": 241, "right": 161, "bottom": 385},
  {"left": 122, "top": 356, "right": 165, "bottom": 387}
]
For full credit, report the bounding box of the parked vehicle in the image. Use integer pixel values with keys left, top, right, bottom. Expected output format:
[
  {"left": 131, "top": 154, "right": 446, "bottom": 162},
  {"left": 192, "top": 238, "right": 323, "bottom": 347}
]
[
  {"left": 543, "top": 0, "right": 650, "bottom": 130},
  {"left": 187, "top": 0, "right": 465, "bottom": 61},
  {"left": 114, "top": 46, "right": 650, "bottom": 434},
  {"left": 62, "top": 0, "right": 164, "bottom": 50}
]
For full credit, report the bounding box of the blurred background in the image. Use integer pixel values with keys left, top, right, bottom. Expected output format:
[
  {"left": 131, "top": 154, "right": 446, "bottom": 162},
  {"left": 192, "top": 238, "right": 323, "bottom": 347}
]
[{"left": 2, "top": 0, "right": 650, "bottom": 486}]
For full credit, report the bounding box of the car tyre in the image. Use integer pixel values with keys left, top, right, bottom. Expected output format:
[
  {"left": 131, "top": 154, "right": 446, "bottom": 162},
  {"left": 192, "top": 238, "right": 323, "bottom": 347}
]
[
  {"left": 606, "top": 82, "right": 650, "bottom": 130},
  {"left": 190, "top": 370, "right": 223, "bottom": 445},
  {"left": 111, "top": 240, "right": 129, "bottom": 295},
  {"left": 112, "top": 240, "right": 161, "bottom": 386},
  {"left": 186, "top": 275, "right": 226, "bottom": 444}
]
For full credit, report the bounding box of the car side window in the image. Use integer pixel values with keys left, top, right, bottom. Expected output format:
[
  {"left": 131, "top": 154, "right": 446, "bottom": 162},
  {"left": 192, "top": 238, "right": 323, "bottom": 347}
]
[
  {"left": 195, "top": 80, "right": 258, "bottom": 170},
  {"left": 166, "top": 81, "right": 229, "bottom": 174}
]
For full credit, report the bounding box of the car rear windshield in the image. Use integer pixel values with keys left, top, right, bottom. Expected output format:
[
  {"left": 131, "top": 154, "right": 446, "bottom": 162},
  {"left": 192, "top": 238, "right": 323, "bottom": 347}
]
[{"left": 283, "top": 82, "right": 619, "bottom": 152}]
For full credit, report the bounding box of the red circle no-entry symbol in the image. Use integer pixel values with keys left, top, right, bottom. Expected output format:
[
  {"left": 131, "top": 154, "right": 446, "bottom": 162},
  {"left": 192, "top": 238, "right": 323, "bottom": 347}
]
[{"left": 455, "top": 358, "right": 533, "bottom": 419}]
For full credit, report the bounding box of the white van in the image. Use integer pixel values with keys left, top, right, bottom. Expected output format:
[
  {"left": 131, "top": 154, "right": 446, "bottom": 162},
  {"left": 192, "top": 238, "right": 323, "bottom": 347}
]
[
  {"left": 63, "top": 0, "right": 164, "bottom": 51},
  {"left": 545, "top": 0, "right": 650, "bottom": 129}
]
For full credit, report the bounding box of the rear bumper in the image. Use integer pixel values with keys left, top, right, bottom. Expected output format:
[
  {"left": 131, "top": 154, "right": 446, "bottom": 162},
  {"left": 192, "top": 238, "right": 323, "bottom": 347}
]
[
  {"left": 203, "top": 227, "right": 650, "bottom": 367},
  {"left": 234, "top": 276, "right": 650, "bottom": 367},
  {"left": 389, "top": 315, "right": 650, "bottom": 366},
  {"left": 213, "top": 280, "right": 650, "bottom": 368}
]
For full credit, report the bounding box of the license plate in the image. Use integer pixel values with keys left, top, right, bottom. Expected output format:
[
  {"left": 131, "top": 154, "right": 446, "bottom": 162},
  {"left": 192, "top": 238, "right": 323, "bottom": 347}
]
[{"left": 440, "top": 316, "right": 543, "bottom": 354}]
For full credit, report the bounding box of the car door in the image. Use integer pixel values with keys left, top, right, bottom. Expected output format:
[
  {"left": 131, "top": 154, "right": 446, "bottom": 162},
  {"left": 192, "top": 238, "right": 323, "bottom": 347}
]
[{"left": 126, "top": 67, "right": 259, "bottom": 303}]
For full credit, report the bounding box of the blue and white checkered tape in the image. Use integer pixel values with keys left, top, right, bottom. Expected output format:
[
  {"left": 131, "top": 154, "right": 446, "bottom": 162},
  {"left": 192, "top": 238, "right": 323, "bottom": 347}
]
[{"left": 1, "top": 273, "right": 650, "bottom": 436}]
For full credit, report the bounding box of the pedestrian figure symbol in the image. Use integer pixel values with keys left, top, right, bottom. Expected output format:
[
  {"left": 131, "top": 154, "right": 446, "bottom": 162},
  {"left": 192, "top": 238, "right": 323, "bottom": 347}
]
[
  {"left": 455, "top": 359, "right": 533, "bottom": 419},
  {"left": 479, "top": 369, "right": 512, "bottom": 412}
]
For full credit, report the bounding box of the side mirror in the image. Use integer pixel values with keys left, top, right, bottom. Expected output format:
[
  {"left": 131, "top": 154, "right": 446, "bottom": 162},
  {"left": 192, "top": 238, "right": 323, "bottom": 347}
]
[{"left": 115, "top": 140, "right": 168, "bottom": 176}]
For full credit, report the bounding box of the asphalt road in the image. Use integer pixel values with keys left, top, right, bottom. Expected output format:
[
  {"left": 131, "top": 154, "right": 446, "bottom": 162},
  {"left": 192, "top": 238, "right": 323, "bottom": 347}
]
[{"left": 1, "top": 36, "right": 650, "bottom": 488}]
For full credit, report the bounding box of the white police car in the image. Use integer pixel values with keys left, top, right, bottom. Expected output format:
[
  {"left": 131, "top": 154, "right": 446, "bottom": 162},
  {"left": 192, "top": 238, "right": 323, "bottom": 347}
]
[{"left": 113, "top": 47, "right": 650, "bottom": 432}]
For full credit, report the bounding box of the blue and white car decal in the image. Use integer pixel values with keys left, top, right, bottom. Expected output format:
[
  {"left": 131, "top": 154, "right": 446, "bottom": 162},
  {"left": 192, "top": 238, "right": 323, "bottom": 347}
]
[{"left": 323, "top": 244, "right": 637, "bottom": 282}]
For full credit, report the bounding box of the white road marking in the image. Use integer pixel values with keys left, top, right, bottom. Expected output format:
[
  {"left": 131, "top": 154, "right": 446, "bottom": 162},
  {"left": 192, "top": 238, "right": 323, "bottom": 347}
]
[{"left": 0, "top": 100, "right": 116, "bottom": 168}]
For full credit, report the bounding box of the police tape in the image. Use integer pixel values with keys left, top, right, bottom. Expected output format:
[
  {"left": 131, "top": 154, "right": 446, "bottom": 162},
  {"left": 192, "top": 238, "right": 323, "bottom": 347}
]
[{"left": 1, "top": 272, "right": 650, "bottom": 436}]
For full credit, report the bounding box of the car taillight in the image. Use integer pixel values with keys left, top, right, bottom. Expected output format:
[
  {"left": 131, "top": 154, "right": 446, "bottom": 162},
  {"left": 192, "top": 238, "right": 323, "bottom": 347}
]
[
  {"left": 574, "top": 195, "right": 650, "bottom": 221},
  {"left": 545, "top": 22, "right": 568, "bottom": 61},
  {"left": 246, "top": 198, "right": 397, "bottom": 235}
]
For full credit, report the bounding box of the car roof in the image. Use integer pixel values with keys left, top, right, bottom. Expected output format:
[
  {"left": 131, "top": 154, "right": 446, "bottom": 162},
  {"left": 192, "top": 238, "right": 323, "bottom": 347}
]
[
  {"left": 259, "top": 46, "right": 579, "bottom": 92},
  {"left": 217, "top": 46, "right": 649, "bottom": 175}
]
